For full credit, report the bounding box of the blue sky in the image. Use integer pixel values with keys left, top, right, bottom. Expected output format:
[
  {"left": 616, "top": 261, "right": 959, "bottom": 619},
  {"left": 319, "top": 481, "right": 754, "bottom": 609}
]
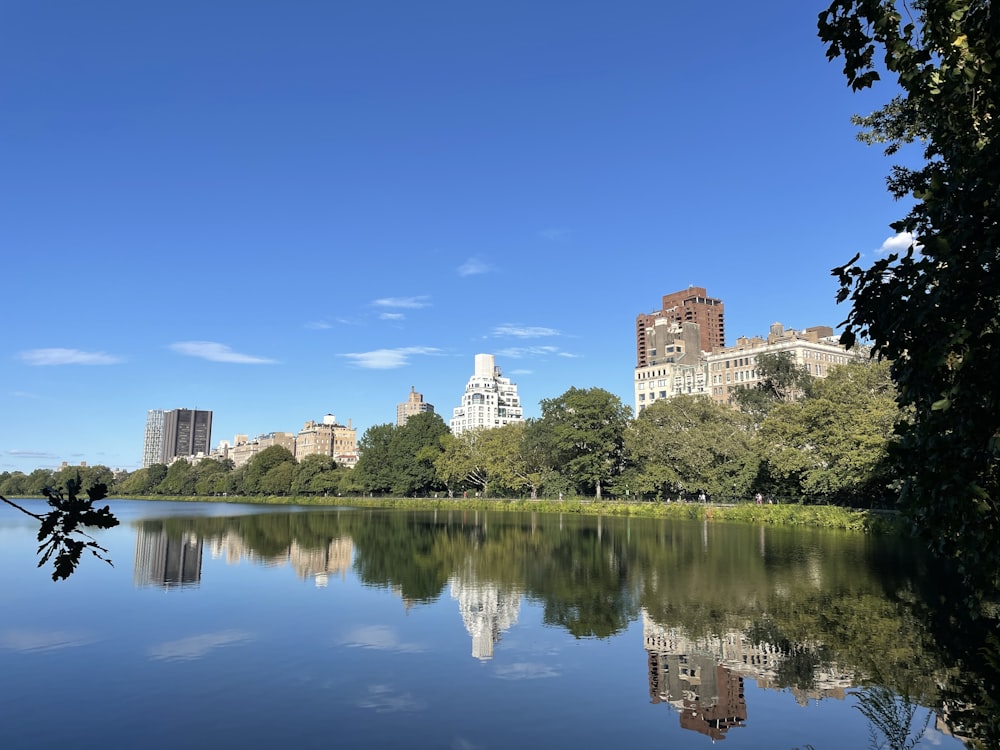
[{"left": 2, "top": 1, "right": 910, "bottom": 472}]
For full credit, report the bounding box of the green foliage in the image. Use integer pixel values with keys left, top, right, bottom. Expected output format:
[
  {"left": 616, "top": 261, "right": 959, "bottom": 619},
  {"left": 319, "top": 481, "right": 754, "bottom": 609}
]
[
  {"left": 622, "top": 395, "right": 757, "bottom": 500},
  {"left": 534, "top": 387, "right": 632, "bottom": 499},
  {"left": 732, "top": 351, "right": 815, "bottom": 418},
  {"left": 758, "top": 361, "right": 901, "bottom": 504},
  {"left": 353, "top": 414, "right": 450, "bottom": 496},
  {"left": 1, "top": 473, "right": 119, "bottom": 580},
  {"left": 819, "top": 0, "right": 1000, "bottom": 587}
]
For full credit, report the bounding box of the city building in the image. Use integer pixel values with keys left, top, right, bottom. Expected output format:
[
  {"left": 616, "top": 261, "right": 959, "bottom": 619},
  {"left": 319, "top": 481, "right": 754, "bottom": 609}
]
[
  {"left": 449, "top": 354, "right": 524, "bottom": 435},
  {"left": 634, "top": 322, "right": 867, "bottom": 414},
  {"left": 296, "top": 415, "right": 358, "bottom": 465},
  {"left": 397, "top": 386, "right": 434, "bottom": 426},
  {"left": 636, "top": 286, "right": 726, "bottom": 367},
  {"left": 142, "top": 410, "right": 164, "bottom": 469},
  {"left": 161, "top": 409, "right": 213, "bottom": 463}
]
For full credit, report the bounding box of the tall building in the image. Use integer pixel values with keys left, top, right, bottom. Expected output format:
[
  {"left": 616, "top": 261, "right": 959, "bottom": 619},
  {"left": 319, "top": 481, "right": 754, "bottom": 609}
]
[
  {"left": 450, "top": 354, "right": 524, "bottom": 435},
  {"left": 161, "top": 409, "right": 213, "bottom": 463},
  {"left": 397, "top": 386, "right": 434, "bottom": 426},
  {"left": 636, "top": 286, "right": 725, "bottom": 366},
  {"left": 142, "top": 410, "right": 165, "bottom": 468}
]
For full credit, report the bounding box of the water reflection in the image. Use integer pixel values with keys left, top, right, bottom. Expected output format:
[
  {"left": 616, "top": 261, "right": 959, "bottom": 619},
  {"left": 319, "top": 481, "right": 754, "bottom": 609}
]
[
  {"left": 133, "top": 526, "right": 202, "bottom": 588},
  {"left": 116, "top": 506, "right": 994, "bottom": 746}
]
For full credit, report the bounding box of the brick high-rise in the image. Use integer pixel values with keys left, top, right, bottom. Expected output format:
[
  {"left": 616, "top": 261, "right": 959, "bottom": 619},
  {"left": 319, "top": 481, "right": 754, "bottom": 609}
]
[{"left": 636, "top": 286, "right": 725, "bottom": 366}]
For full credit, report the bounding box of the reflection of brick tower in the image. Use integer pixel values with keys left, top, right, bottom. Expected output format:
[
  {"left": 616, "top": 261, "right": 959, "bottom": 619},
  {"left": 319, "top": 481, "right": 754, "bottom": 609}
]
[{"left": 647, "top": 651, "right": 747, "bottom": 741}]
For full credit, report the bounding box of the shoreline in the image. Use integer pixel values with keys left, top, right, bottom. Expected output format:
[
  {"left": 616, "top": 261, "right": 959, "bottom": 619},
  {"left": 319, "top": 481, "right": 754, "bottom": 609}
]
[{"left": 96, "top": 494, "right": 900, "bottom": 533}]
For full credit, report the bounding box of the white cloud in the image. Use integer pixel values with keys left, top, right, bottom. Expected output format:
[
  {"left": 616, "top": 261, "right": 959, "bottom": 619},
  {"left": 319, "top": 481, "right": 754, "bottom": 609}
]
[
  {"left": 539, "top": 228, "right": 571, "bottom": 241},
  {"left": 18, "top": 348, "right": 123, "bottom": 366},
  {"left": 341, "top": 346, "right": 441, "bottom": 369},
  {"left": 496, "top": 345, "right": 560, "bottom": 359},
  {"left": 304, "top": 320, "right": 331, "bottom": 330},
  {"left": 493, "top": 325, "right": 560, "bottom": 338},
  {"left": 458, "top": 257, "right": 492, "bottom": 277},
  {"left": 379, "top": 312, "right": 405, "bottom": 321},
  {"left": 169, "top": 341, "right": 277, "bottom": 364},
  {"left": 557, "top": 352, "right": 581, "bottom": 358},
  {"left": 507, "top": 369, "right": 533, "bottom": 375},
  {"left": 372, "top": 296, "right": 430, "bottom": 309},
  {"left": 877, "top": 231, "right": 918, "bottom": 255},
  {"left": 149, "top": 630, "right": 253, "bottom": 661}
]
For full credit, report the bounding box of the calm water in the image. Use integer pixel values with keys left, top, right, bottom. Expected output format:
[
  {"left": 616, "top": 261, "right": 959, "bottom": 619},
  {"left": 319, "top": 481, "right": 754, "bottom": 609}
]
[{"left": 0, "top": 500, "right": 976, "bottom": 749}]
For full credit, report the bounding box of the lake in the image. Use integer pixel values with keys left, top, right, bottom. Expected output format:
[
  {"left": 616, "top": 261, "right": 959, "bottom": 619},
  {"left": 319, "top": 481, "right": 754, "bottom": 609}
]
[{"left": 0, "top": 499, "right": 983, "bottom": 748}]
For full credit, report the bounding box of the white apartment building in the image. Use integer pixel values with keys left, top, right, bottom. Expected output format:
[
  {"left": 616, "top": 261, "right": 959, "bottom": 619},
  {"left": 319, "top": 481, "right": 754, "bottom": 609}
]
[
  {"left": 450, "top": 354, "right": 524, "bottom": 435},
  {"left": 634, "top": 322, "right": 867, "bottom": 413}
]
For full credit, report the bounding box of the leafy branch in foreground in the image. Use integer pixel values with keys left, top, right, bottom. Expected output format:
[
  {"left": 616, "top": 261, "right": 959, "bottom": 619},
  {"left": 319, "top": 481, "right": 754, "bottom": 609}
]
[{"left": 0, "top": 473, "right": 120, "bottom": 580}]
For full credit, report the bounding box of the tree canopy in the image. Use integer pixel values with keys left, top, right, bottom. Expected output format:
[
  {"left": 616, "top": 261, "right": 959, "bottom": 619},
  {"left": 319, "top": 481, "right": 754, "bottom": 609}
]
[{"left": 819, "top": 0, "right": 1000, "bottom": 584}]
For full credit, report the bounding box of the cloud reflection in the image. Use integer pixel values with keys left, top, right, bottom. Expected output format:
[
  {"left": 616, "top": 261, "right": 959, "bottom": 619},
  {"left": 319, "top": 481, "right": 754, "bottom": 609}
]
[
  {"left": 148, "top": 629, "right": 253, "bottom": 661},
  {"left": 0, "top": 628, "right": 97, "bottom": 653},
  {"left": 493, "top": 662, "right": 559, "bottom": 680},
  {"left": 341, "top": 625, "right": 425, "bottom": 653},
  {"left": 358, "top": 684, "right": 425, "bottom": 713}
]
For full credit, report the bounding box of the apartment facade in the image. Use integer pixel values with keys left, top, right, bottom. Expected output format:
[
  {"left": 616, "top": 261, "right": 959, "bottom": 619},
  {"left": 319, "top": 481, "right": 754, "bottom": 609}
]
[
  {"left": 397, "top": 386, "right": 435, "bottom": 426},
  {"left": 296, "top": 415, "right": 358, "bottom": 465},
  {"left": 450, "top": 354, "right": 524, "bottom": 435},
  {"left": 161, "top": 409, "right": 213, "bottom": 463},
  {"left": 634, "top": 322, "right": 866, "bottom": 414},
  {"left": 636, "top": 286, "right": 725, "bottom": 367}
]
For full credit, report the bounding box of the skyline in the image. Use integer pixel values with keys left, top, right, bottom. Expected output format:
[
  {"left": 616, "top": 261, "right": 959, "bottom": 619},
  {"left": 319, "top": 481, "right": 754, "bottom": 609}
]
[{"left": 2, "top": 2, "right": 911, "bottom": 471}]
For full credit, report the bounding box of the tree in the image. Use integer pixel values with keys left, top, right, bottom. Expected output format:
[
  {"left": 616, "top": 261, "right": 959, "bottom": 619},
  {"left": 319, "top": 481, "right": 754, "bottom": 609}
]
[
  {"left": 389, "top": 412, "right": 449, "bottom": 496},
  {"left": 353, "top": 423, "right": 397, "bottom": 494},
  {"left": 535, "top": 387, "right": 631, "bottom": 499},
  {"left": 759, "top": 361, "right": 901, "bottom": 503},
  {"left": 244, "top": 445, "right": 297, "bottom": 495},
  {"left": 623, "top": 395, "right": 757, "bottom": 500},
  {"left": 819, "top": 0, "right": 1000, "bottom": 583},
  {"left": 1, "top": 473, "right": 119, "bottom": 580},
  {"left": 732, "top": 351, "right": 815, "bottom": 419}
]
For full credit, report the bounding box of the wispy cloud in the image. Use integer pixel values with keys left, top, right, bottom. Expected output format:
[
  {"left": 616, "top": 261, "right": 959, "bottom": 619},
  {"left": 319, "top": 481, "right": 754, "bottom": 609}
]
[
  {"left": 149, "top": 630, "right": 253, "bottom": 661},
  {"left": 496, "top": 345, "right": 560, "bottom": 359},
  {"left": 341, "top": 347, "right": 441, "bottom": 369},
  {"left": 169, "top": 341, "right": 277, "bottom": 364},
  {"left": 539, "top": 227, "right": 571, "bottom": 241},
  {"left": 7, "top": 450, "right": 57, "bottom": 459},
  {"left": 457, "top": 257, "right": 492, "bottom": 277},
  {"left": 18, "top": 348, "right": 123, "bottom": 366},
  {"left": 304, "top": 320, "right": 332, "bottom": 330},
  {"left": 379, "top": 312, "right": 405, "bottom": 321},
  {"left": 372, "top": 296, "right": 430, "bottom": 309},
  {"left": 877, "top": 231, "right": 918, "bottom": 255},
  {"left": 493, "top": 325, "right": 560, "bottom": 338}
]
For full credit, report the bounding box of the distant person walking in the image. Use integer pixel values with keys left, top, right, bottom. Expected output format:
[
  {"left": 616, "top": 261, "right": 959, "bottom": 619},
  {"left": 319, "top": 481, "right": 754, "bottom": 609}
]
[{"left": 755, "top": 492, "right": 763, "bottom": 505}]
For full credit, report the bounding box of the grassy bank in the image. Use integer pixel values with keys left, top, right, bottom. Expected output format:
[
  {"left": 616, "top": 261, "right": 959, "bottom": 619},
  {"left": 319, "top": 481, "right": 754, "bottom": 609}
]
[{"left": 112, "top": 494, "right": 901, "bottom": 533}]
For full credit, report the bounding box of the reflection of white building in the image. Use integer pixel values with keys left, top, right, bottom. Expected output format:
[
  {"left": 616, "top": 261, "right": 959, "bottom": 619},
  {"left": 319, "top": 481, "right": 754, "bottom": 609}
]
[
  {"left": 450, "top": 354, "right": 524, "bottom": 435},
  {"left": 207, "top": 533, "right": 353, "bottom": 588},
  {"left": 450, "top": 575, "right": 520, "bottom": 660}
]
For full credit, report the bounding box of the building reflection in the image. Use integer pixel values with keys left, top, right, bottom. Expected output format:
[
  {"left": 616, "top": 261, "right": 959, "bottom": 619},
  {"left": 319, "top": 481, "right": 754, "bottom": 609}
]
[
  {"left": 450, "top": 575, "right": 520, "bottom": 660},
  {"left": 133, "top": 526, "right": 203, "bottom": 589},
  {"left": 206, "top": 532, "right": 353, "bottom": 587},
  {"left": 643, "top": 610, "right": 855, "bottom": 740}
]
